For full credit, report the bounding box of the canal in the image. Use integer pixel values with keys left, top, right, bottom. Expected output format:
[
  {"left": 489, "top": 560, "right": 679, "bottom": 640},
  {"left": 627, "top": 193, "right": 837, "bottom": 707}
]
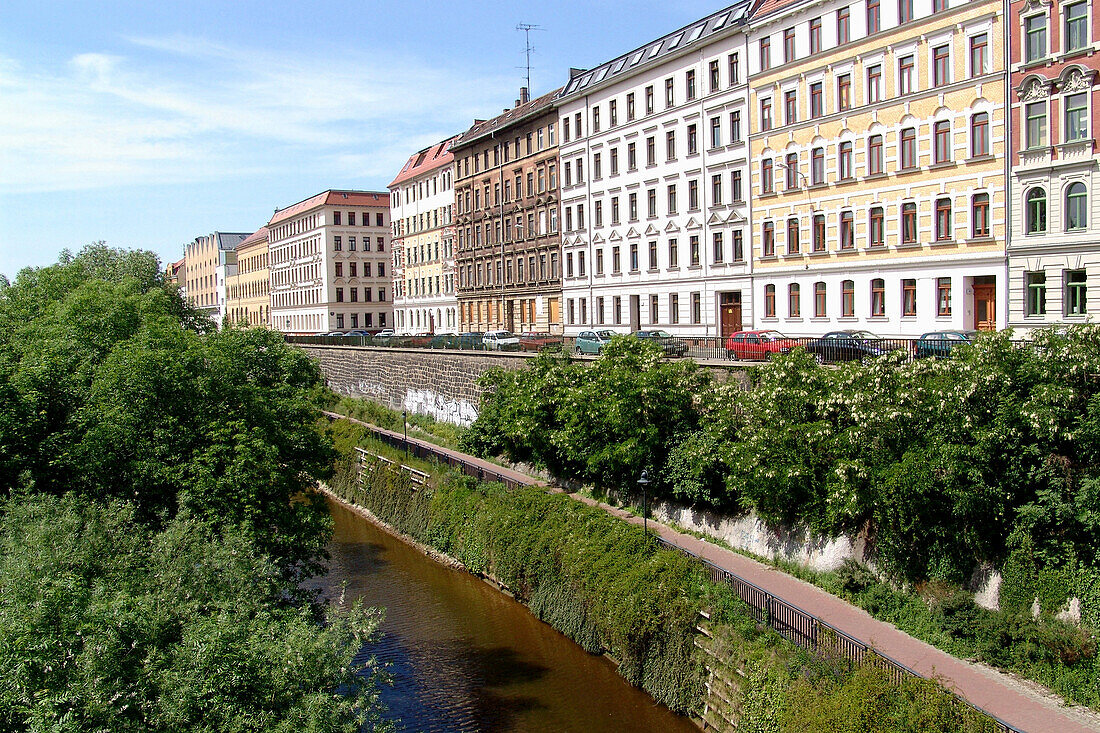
[{"left": 313, "top": 496, "right": 701, "bottom": 733}]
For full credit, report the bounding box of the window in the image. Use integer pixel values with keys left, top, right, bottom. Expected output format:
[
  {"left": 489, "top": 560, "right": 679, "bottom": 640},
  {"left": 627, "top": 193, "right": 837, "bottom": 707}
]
[
  {"left": 593, "top": 153, "right": 602, "bottom": 179},
  {"left": 842, "top": 280, "right": 855, "bottom": 316},
  {"left": 840, "top": 210, "right": 854, "bottom": 248},
  {"left": 592, "top": 106, "right": 600, "bottom": 133},
  {"left": 629, "top": 192, "right": 638, "bottom": 220},
  {"left": 933, "top": 45, "right": 950, "bottom": 87},
  {"left": 689, "top": 180, "right": 699, "bottom": 209},
  {"left": 902, "top": 202, "right": 917, "bottom": 243},
  {"left": 730, "top": 52, "right": 741, "bottom": 84},
  {"left": 666, "top": 131, "right": 676, "bottom": 160},
  {"left": 934, "top": 120, "right": 951, "bottom": 163},
  {"left": 837, "top": 6, "right": 850, "bottom": 44},
  {"left": 936, "top": 197, "right": 953, "bottom": 240},
  {"left": 839, "top": 141, "right": 854, "bottom": 179},
  {"left": 648, "top": 188, "right": 657, "bottom": 217},
  {"left": 732, "top": 170, "right": 743, "bottom": 201},
  {"left": 714, "top": 232, "right": 724, "bottom": 262},
  {"left": 811, "top": 147, "right": 825, "bottom": 184},
  {"left": 709, "top": 60, "right": 720, "bottom": 92},
  {"left": 814, "top": 282, "right": 827, "bottom": 317},
  {"left": 762, "top": 159, "right": 774, "bottom": 193},
  {"left": 1026, "top": 14, "right": 1047, "bottom": 62},
  {"left": 763, "top": 222, "right": 775, "bottom": 256},
  {"left": 810, "top": 17, "right": 822, "bottom": 53},
  {"left": 731, "top": 110, "right": 742, "bottom": 142},
  {"left": 1066, "top": 182, "right": 1088, "bottom": 230},
  {"left": 1066, "top": 93, "right": 1089, "bottom": 141},
  {"left": 899, "top": 54, "right": 914, "bottom": 94},
  {"left": 1026, "top": 271, "right": 1047, "bottom": 315},
  {"left": 868, "top": 135, "right": 884, "bottom": 175},
  {"left": 628, "top": 142, "right": 637, "bottom": 170},
  {"left": 972, "top": 193, "right": 990, "bottom": 237},
  {"left": 645, "top": 85, "right": 654, "bottom": 114},
  {"left": 760, "top": 37, "right": 771, "bottom": 71},
  {"left": 335, "top": 287, "right": 344, "bottom": 302},
  {"left": 333, "top": 211, "right": 341, "bottom": 225},
  {"left": 971, "top": 112, "right": 989, "bottom": 156},
  {"left": 765, "top": 284, "right": 776, "bottom": 317},
  {"left": 647, "top": 136, "right": 656, "bottom": 165},
  {"left": 649, "top": 240, "right": 658, "bottom": 270},
  {"left": 785, "top": 153, "right": 800, "bottom": 190},
  {"left": 668, "top": 184, "right": 678, "bottom": 214},
  {"left": 665, "top": 77, "right": 675, "bottom": 107},
  {"left": 871, "top": 278, "right": 885, "bottom": 317},
  {"left": 784, "top": 91, "right": 797, "bottom": 125},
  {"left": 1026, "top": 101, "right": 1047, "bottom": 148},
  {"left": 784, "top": 28, "right": 796, "bottom": 62},
  {"left": 778, "top": 217, "right": 799, "bottom": 257},
  {"left": 1067, "top": 1, "right": 1088, "bottom": 52},
  {"left": 867, "top": 0, "right": 880, "bottom": 33},
  {"left": 970, "top": 33, "right": 988, "bottom": 76},
  {"left": 733, "top": 230, "right": 744, "bottom": 261},
  {"left": 867, "top": 64, "right": 882, "bottom": 103},
  {"left": 712, "top": 116, "right": 723, "bottom": 148},
  {"left": 690, "top": 235, "right": 701, "bottom": 266},
  {"left": 789, "top": 283, "right": 801, "bottom": 317},
  {"left": 810, "top": 82, "right": 823, "bottom": 117},
  {"left": 630, "top": 242, "right": 639, "bottom": 271},
  {"left": 688, "top": 124, "right": 698, "bottom": 154},
  {"left": 627, "top": 93, "right": 635, "bottom": 120},
  {"left": 712, "top": 175, "right": 723, "bottom": 204},
  {"left": 1067, "top": 269, "right": 1088, "bottom": 314},
  {"left": 610, "top": 148, "right": 619, "bottom": 175},
  {"left": 899, "top": 0, "right": 913, "bottom": 23},
  {"left": 761, "top": 97, "right": 773, "bottom": 131},
  {"left": 670, "top": 293, "right": 680, "bottom": 323},
  {"left": 609, "top": 100, "right": 617, "bottom": 127},
  {"left": 837, "top": 74, "right": 851, "bottom": 111},
  {"left": 669, "top": 238, "right": 679, "bottom": 268},
  {"left": 686, "top": 69, "right": 696, "bottom": 100},
  {"left": 1027, "top": 188, "right": 1047, "bottom": 233},
  {"left": 813, "top": 214, "right": 826, "bottom": 251},
  {"left": 870, "top": 206, "right": 885, "bottom": 246},
  {"left": 900, "top": 127, "right": 917, "bottom": 169}
]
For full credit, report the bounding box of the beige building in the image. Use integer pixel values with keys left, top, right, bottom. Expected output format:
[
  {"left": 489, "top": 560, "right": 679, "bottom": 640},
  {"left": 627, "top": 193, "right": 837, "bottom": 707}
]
[
  {"left": 184, "top": 231, "right": 249, "bottom": 325},
  {"left": 225, "top": 226, "right": 270, "bottom": 327},
  {"left": 389, "top": 137, "right": 459, "bottom": 333},
  {"left": 268, "top": 190, "right": 392, "bottom": 334},
  {"left": 748, "top": 0, "right": 1007, "bottom": 336}
]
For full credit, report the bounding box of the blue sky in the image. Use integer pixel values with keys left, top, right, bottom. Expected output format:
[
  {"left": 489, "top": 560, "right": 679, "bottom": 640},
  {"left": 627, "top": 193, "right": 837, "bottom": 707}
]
[{"left": 0, "top": 0, "right": 715, "bottom": 278}]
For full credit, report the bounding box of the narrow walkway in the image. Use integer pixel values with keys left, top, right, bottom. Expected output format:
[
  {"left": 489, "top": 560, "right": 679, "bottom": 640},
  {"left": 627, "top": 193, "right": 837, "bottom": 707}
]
[{"left": 339, "top": 413, "right": 1100, "bottom": 733}]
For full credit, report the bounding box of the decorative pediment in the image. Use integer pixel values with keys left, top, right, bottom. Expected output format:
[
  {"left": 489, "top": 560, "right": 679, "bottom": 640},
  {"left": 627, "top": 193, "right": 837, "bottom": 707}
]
[
  {"left": 1059, "top": 66, "right": 1096, "bottom": 94},
  {"left": 685, "top": 217, "right": 702, "bottom": 231},
  {"left": 1022, "top": 0, "right": 1052, "bottom": 12},
  {"left": 591, "top": 233, "right": 605, "bottom": 244},
  {"left": 708, "top": 212, "right": 726, "bottom": 226},
  {"left": 626, "top": 227, "right": 642, "bottom": 239},
  {"left": 644, "top": 224, "right": 660, "bottom": 236},
  {"left": 573, "top": 235, "right": 588, "bottom": 246},
  {"left": 664, "top": 221, "right": 681, "bottom": 233},
  {"left": 725, "top": 210, "right": 747, "bottom": 224},
  {"left": 561, "top": 235, "right": 575, "bottom": 246},
  {"left": 608, "top": 230, "right": 623, "bottom": 242}
]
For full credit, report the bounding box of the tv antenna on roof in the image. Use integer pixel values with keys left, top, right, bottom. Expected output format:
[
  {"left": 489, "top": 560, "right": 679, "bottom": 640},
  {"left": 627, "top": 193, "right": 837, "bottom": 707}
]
[{"left": 516, "top": 23, "right": 544, "bottom": 94}]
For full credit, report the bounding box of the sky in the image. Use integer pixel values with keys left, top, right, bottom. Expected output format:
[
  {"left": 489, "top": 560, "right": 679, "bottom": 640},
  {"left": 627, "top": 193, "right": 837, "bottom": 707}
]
[{"left": 0, "top": 0, "right": 719, "bottom": 278}]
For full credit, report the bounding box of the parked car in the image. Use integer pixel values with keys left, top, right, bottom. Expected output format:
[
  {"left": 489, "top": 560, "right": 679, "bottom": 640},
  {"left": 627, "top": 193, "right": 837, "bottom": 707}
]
[
  {"left": 324, "top": 331, "right": 344, "bottom": 337},
  {"left": 804, "top": 330, "right": 889, "bottom": 363},
  {"left": 428, "top": 331, "right": 459, "bottom": 348},
  {"left": 431, "top": 332, "right": 486, "bottom": 350},
  {"left": 483, "top": 330, "right": 521, "bottom": 351},
  {"left": 915, "top": 330, "right": 978, "bottom": 358},
  {"left": 576, "top": 330, "right": 616, "bottom": 354},
  {"left": 725, "top": 329, "right": 799, "bottom": 360},
  {"left": 519, "top": 331, "right": 563, "bottom": 352},
  {"left": 374, "top": 329, "right": 395, "bottom": 339},
  {"left": 633, "top": 329, "right": 687, "bottom": 356},
  {"left": 406, "top": 332, "right": 434, "bottom": 347},
  {"left": 345, "top": 330, "right": 370, "bottom": 337}
]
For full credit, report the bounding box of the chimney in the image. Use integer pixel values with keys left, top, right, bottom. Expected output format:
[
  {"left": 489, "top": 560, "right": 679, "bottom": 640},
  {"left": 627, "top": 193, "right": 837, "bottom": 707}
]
[{"left": 520, "top": 86, "right": 530, "bottom": 104}]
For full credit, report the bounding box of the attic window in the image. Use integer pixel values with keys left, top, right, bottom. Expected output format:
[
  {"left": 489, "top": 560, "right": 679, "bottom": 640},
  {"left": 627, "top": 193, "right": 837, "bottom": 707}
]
[
  {"left": 668, "top": 33, "right": 683, "bottom": 49},
  {"left": 594, "top": 67, "right": 608, "bottom": 82},
  {"left": 612, "top": 58, "right": 626, "bottom": 73},
  {"left": 648, "top": 43, "right": 661, "bottom": 58},
  {"left": 630, "top": 51, "right": 643, "bottom": 65},
  {"left": 713, "top": 12, "right": 729, "bottom": 29},
  {"left": 688, "top": 24, "right": 704, "bottom": 42}
]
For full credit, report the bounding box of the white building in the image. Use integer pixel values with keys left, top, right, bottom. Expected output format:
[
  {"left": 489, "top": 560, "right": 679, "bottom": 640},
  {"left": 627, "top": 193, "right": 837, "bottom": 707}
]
[
  {"left": 268, "top": 190, "right": 392, "bottom": 334},
  {"left": 557, "top": 1, "right": 756, "bottom": 338},
  {"left": 389, "top": 137, "right": 460, "bottom": 333},
  {"left": 214, "top": 247, "right": 238, "bottom": 328}
]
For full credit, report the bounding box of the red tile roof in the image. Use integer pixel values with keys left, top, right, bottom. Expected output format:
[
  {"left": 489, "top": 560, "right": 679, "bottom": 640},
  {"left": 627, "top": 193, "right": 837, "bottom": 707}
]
[
  {"left": 750, "top": 0, "right": 800, "bottom": 21},
  {"left": 388, "top": 136, "right": 459, "bottom": 188},
  {"left": 268, "top": 190, "right": 389, "bottom": 226},
  {"left": 238, "top": 226, "right": 269, "bottom": 250},
  {"left": 452, "top": 87, "right": 563, "bottom": 151}
]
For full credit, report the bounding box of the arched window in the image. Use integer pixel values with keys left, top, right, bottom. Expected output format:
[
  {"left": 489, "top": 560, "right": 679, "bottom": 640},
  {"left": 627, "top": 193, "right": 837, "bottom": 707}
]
[
  {"left": 1026, "top": 188, "right": 1047, "bottom": 233},
  {"left": 1066, "top": 182, "right": 1088, "bottom": 231}
]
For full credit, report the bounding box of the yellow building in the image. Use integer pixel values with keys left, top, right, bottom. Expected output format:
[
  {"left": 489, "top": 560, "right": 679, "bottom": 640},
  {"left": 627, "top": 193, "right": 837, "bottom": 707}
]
[
  {"left": 225, "top": 226, "right": 270, "bottom": 327},
  {"left": 748, "top": 0, "right": 1006, "bottom": 336}
]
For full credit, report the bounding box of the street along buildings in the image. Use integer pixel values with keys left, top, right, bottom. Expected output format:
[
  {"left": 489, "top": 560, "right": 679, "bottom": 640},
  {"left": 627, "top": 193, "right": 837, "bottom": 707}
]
[
  {"left": 1008, "top": 0, "right": 1100, "bottom": 330},
  {"left": 268, "top": 190, "right": 392, "bottom": 334},
  {"left": 557, "top": 1, "right": 756, "bottom": 338},
  {"left": 452, "top": 87, "right": 564, "bottom": 334},
  {"left": 389, "top": 136, "right": 460, "bottom": 334},
  {"left": 748, "top": 0, "right": 1008, "bottom": 337}
]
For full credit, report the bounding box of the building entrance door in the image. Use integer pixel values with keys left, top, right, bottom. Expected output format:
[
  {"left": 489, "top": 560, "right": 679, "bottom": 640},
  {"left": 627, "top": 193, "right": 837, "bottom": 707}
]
[
  {"left": 719, "top": 292, "right": 742, "bottom": 337},
  {"left": 629, "top": 295, "right": 641, "bottom": 331},
  {"left": 973, "top": 279, "right": 996, "bottom": 332},
  {"left": 504, "top": 299, "right": 514, "bottom": 332}
]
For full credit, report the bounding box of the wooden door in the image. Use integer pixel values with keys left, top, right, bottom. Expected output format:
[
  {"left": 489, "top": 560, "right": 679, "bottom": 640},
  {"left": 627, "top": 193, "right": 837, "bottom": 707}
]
[
  {"left": 973, "top": 284, "right": 996, "bottom": 331},
  {"left": 629, "top": 295, "right": 641, "bottom": 331},
  {"left": 719, "top": 292, "right": 742, "bottom": 337}
]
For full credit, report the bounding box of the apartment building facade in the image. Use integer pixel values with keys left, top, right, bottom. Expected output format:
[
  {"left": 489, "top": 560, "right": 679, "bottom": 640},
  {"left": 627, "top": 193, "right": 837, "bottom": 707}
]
[
  {"left": 748, "top": 0, "right": 1007, "bottom": 337},
  {"left": 558, "top": 1, "right": 756, "bottom": 338},
  {"left": 389, "top": 137, "right": 460, "bottom": 333},
  {"left": 184, "top": 232, "right": 249, "bottom": 325},
  {"left": 225, "top": 226, "right": 270, "bottom": 327},
  {"left": 1009, "top": 0, "right": 1100, "bottom": 330},
  {"left": 452, "top": 88, "right": 564, "bottom": 333},
  {"left": 268, "top": 190, "right": 392, "bottom": 334}
]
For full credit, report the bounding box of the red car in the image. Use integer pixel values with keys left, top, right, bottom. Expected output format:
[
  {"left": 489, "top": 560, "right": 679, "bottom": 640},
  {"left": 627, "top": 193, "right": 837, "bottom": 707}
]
[
  {"left": 519, "top": 332, "right": 563, "bottom": 352},
  {"left": 725, "top": 330, "right": 800, "bottom": 360}
]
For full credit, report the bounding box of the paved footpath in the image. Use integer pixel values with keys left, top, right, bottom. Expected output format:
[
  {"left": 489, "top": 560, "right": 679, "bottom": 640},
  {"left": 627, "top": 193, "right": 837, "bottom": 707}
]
[{"left": 348, "top": 415, "right": 1100, "bottom": 733}]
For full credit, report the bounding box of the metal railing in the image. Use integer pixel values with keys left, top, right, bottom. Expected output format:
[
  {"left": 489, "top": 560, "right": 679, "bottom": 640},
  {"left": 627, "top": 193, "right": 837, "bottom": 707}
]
[{"left": 331, "top": 410, "right": 1023, "bottom": 733}]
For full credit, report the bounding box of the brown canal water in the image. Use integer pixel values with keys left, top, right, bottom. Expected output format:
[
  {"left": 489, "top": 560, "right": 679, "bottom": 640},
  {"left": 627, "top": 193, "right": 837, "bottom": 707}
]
[{"left": 313, "top": 497, "right": 701, "bottom": 733}]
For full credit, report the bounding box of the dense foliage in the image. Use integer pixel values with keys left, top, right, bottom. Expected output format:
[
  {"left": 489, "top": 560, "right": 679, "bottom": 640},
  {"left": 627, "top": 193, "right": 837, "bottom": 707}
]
[{"left": 0, "top": 245, "right": 386, "bottom": 730}]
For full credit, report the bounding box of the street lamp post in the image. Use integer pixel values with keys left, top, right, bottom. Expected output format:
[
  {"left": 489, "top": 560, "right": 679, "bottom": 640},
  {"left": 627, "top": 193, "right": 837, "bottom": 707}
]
[
  {"left": 402, "top": 409, "right": 408, "bottom": 459},
  {"left": 637, "top": 469, "right": 650, "bottom": 536}
]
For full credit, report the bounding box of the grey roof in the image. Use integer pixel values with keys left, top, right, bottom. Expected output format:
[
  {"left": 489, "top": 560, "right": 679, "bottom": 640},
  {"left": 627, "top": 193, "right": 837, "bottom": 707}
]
[
  {"left": 558, "top": 1, "right": 754, "bottom": 101},
  {"left": 215, "top": 232, "right": 250, "bottom": 250}
]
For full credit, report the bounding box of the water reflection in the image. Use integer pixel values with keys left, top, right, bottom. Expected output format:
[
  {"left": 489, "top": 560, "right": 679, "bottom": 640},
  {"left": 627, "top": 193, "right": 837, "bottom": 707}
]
[{"left": 312, "top": 498, "right": 700, "bottom": 733}]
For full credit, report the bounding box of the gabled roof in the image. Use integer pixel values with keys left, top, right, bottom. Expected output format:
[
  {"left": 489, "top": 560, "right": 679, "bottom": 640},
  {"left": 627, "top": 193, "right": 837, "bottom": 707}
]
[
  {"left": 557, "top": 0, "right": 756, "bottom": 102},
  {"left": 238, "top": 226, "right": 269, "bottom": 250},
  {"left": 751, "top": 0, "right": 802, "bottom": 21},
  {"left": 268, "top": 190, "right": 389, "bottom": 226},
  {"left": 452, "top": 87, "right": 563, "bottom": 151},
  {"left": 388, "top": 136, "right": 459, "bottom": 189},
  {"left": 216, "top": 232, "right": 249, "bottom": 250}
]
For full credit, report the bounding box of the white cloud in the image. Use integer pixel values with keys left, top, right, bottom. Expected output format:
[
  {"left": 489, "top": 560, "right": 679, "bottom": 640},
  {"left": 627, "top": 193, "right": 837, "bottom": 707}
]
[{"left": 0, "top": 37, "right": 513, "bottom": 193}]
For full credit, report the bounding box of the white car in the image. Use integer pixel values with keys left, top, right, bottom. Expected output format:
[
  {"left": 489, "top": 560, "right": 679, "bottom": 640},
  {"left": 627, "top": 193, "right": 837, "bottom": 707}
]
[
  {"left": 374, "top": 329, "right": 395, "bottom": 338},
  {"left": 482, "top": 330, "right": 520, "bottom": 350}
]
